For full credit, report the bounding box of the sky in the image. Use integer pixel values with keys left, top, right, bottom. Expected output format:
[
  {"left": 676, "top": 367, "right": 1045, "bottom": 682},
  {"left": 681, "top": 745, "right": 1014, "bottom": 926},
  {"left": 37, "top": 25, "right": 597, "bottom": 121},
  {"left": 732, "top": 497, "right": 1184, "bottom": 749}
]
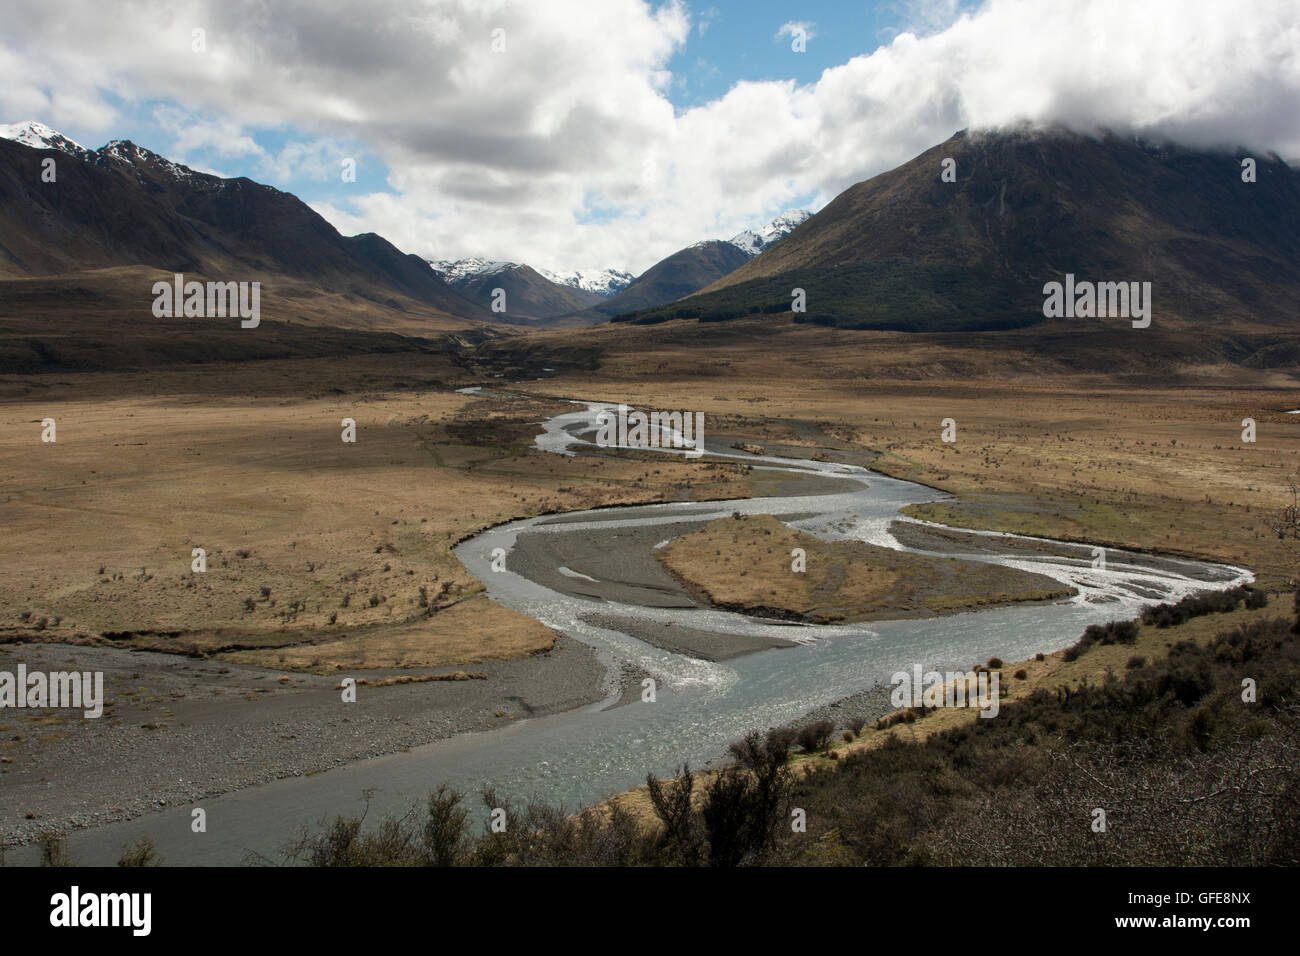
[{"left": 1, "top": 0, "right": 1298, "bottom": 275}]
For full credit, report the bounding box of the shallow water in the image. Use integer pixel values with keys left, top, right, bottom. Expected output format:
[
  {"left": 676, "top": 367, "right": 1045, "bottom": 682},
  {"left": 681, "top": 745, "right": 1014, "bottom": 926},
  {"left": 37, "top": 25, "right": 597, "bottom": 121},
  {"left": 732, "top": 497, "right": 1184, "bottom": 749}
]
[{"left": 26, "top": 399, "right": 1249, "bottom": 865}]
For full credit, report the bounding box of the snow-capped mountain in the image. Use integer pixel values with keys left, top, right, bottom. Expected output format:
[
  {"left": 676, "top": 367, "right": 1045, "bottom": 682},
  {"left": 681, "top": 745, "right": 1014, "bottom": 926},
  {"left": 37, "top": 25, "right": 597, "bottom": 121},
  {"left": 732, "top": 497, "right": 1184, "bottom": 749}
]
[
  {"left": 99, "top": 138, "right": 206, "bottom": 183},
  {"left": 0, "top": 120, "right": 94, "bottom": 160},
  {"left": 428, "top": 257, "right": 519, "bottom": 284},
  {"left": 723, "top": 208, "right": 812, "bottom": 256},
  {"left": 538, "top": 267, "right": 634, "bottom": 297},
  {"left": 0, "top": 120, "right": 487, "bottom": 322},
  {"left": 431, "top": 258, "right": 632, "bottom": 299},
  {"left": 0, "top": 121, "right": 212, "bottom": 187}
]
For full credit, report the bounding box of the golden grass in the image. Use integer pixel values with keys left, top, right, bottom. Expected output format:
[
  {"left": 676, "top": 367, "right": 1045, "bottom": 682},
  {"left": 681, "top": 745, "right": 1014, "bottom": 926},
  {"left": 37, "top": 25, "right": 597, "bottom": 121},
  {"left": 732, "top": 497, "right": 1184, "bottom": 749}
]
[
  {"left": 524, "top": 322, "right": 1300, "bottom": 582},
  {"left": 656, "top": 513, "right": 1071, "bottom": 622},
  {"left": 0, "top": 357, "right": 760, "bottom": 670}
]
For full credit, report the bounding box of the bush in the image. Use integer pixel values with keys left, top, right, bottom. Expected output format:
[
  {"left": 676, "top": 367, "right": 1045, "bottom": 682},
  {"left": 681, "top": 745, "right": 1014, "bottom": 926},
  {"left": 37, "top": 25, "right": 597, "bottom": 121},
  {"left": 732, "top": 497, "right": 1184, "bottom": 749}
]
[
  {"left": 647, "top": 765, "right": 702, "bottom": 865},
  {"left": 1014, "top": 669, "right": 1028, "bottom": 680},
  {"left": 702, "top": 730, "right": 795, "bottom": 866},
  {"left": 38, "top": 832, "right": 72, "bottom": 867},
  {"left": 1141, "top": 585, "right": 1262, "bottom": 628},
  {"left": 1065, "top": 618, "right": 1141, "bottom": 659},
  {"left": 423, "top": 784, "right": 468, "bottom": 866},
  {"left": 117, "top": 837, "right": 159, "bottom": 867},
  {"left": 1126, "top": 655, "right": 1147, "bottom": 669},
  {"left": 795, "top": 720, "right": 835, "bottom": 752}
]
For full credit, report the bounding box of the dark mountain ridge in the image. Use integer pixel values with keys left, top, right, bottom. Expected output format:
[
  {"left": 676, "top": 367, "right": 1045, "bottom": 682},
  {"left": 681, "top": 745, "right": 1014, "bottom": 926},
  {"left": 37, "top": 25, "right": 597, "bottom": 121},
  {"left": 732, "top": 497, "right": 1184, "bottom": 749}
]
[
  {"left": 0, "top": 133, "right": 489, "bottom": 323},
  {"left": 620, "top": 127, "right": 1300, "bottom": 331}
]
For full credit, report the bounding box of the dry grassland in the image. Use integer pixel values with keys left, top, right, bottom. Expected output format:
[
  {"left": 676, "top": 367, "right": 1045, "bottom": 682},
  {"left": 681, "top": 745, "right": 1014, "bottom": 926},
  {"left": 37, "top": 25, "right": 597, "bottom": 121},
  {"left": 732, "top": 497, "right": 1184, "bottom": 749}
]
[
  {"left": 656, "top": 513, "right": 1071, "bottom": 622},
  {"left": 0, "top": 356, "right": 755, "bottom": 671},
  {"left": 527, "top": 321, "right": 1300, "bottom": 584}
]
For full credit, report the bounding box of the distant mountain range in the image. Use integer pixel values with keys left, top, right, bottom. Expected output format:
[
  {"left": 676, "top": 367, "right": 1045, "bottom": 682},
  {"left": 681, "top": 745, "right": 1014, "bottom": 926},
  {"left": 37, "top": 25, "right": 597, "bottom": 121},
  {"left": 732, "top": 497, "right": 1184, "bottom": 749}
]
[
  {"left": 621, "top": 127, "right": 1300, "bottom": 331},
  {"left": 0, "top": 120, "right": 815, "bottom": 333},
  {"left": 721, "top": 209, "right": 812, "bottom": 256},
  {"left": 429, "top": 209, "right": 810, "bottom": 322},
  {"left": 0, "top": 120, "right": 491, "bottom": 332},
  {"left": 14, "top": 117, "right": 1287, "bottom": 356},
  {"left": 428, "top": 257, "right": 634, "bottom": 298}
]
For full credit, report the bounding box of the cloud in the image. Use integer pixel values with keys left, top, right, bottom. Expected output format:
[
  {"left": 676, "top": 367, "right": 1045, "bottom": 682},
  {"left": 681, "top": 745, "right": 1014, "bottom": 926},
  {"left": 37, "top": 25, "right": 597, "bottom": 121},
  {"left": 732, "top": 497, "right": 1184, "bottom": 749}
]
[
  {"left": 775, "top": 20, "right": 816, "bottom": 43},
  {"left": 697, "top": 6, "right": 721, "bottom": 37},
  {"left": 152, "top": 106, "right": 263, "bottom": 160},
  {"left": 0, "top": 0, "right": 1297, "bottom": 274}
]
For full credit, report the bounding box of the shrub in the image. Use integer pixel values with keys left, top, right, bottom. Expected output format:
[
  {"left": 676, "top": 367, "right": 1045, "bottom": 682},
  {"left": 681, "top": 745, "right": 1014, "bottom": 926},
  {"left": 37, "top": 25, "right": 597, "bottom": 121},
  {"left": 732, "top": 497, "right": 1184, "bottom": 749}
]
[
  {"left": 1014, "top": 669, "right": 1028, "bottom": 680},
  {"left": 763, "top": 726, "right": 798, "bottom": 759},
  {"left": 38, "top": 832, "right": 72, "bottom": 867},
  {"left": 647, "top": 765, "right": 702, "bottom": 865},
  {"left": 1126, "top": 655, "right": 1147, "bottom": 669},
  {"left": 795, "top": 720, "right": 835, "bottom": 752},
  {"left": 118, "top": 837, "right": 159, "bottom": 867},
  {"left": 423, "top": 784, "right": 469, "bottom": 866},
  {"left": 1141, "top": 585, "right": 1260, "bottom": 628}
]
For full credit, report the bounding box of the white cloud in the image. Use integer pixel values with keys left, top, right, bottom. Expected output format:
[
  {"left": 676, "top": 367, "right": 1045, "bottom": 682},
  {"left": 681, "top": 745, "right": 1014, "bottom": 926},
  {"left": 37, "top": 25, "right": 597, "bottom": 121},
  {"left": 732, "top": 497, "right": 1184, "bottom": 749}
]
[
  {"left": 697, "top": 6, "right": 721, "bottom": 37},
  {"left": 0, "top": 0, "right": 1297, "bottom": 274},
  {"left": 775, "top": 20, "right": 817, "bottom": 43}
]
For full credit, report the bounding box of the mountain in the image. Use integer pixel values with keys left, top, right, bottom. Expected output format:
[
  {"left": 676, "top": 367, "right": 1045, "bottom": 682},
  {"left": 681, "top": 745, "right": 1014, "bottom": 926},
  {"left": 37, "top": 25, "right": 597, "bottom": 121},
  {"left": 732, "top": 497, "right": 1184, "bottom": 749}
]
[
  {"left": 0, "top": 121, "right": 490, "bottom": 331},
  {"left": 620, "top": 127, "right": 1300, "bottom": 331},
  {"left": 724, "top": 209, "right": 811, "bottom": 256},
  {"left": 429, "top": 259, "right": 605, "bottom": 321},
  {"left": 588, "top": 209, "right": 812, "bottom": 318},
  {"left": 594, "top": 241, "right": 753, "bottom": 316},
  {"left": 0, "top": 120, "right": 94, "bottom": 160},
  {"left": 537, "top": 267, "right": 634, "bottom": 298}
]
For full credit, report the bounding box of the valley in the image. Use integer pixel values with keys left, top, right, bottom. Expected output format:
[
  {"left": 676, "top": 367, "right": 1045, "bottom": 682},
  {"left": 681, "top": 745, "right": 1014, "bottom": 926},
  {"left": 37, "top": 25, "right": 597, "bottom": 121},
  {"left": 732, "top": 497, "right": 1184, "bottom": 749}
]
[
  {"left": 1, "top": 112, "right": 1297, "bottom": 873},
  {"left": 1, "top": 327, "right": 1293, "bottom": 863}
]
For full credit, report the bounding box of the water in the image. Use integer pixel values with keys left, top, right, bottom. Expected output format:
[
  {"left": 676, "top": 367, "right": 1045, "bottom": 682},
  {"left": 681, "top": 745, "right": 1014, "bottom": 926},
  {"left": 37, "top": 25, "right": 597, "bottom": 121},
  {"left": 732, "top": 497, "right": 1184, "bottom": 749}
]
[{"left": 16, "top": 399, "right": 1248, "bottom": 865}]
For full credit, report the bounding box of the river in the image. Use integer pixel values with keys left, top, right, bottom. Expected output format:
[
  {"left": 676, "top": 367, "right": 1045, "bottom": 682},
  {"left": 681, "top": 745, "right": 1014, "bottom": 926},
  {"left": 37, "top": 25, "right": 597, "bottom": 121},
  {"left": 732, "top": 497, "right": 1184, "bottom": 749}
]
[{"left": 11, "top": 398, "right": 1249, "bottom": 865}]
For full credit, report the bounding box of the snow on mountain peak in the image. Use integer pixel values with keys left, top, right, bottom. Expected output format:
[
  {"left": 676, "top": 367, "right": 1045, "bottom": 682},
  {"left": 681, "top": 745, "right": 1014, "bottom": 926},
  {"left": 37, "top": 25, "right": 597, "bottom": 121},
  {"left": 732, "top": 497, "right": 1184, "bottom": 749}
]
[
  {"left": 726, "top": 208, "right": 812, "bottom": 256},
  {"left": 429, "top": 258, "right": 633, "bottom": 297},
  {"left": 538, "top": 267, "right": 634, "bottom": 297},
  {"left": 1, "top": 123, "right": 208, "bottom": 184},
  {"left": 428, "top": 257, "right": 520, "bottom": 284},
  {"left": 0, "top": 121, "right": 92, "bottom": 158},
  {"left": 100, "top": 139, "right": 202, "bottom": 181}
]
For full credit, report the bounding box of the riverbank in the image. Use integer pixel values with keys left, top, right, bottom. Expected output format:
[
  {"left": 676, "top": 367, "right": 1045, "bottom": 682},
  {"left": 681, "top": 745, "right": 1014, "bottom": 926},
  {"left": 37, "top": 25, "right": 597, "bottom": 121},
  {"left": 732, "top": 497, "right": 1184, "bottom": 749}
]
[
  {"left": 0, "top": 633, "right": 610, "bottom": 848},
  {"left": 0, "top": 383, "right": 1260, "bottom": 862},
  {"left": 599, "top": 596, "right": 1287, "bottom": 832}
]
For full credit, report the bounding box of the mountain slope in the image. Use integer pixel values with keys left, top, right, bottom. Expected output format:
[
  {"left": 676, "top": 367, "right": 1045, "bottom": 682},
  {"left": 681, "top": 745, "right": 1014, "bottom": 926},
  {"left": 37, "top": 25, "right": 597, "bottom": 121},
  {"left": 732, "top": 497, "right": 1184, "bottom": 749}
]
[
  {"left": 595, "top": 240, "right": 752, "bottom": 316},
  {"left": 582, "top": 210, "right": 810, "bottom": 319},
  {"left": 429, "top": 259, "right": 604, "bottom": 320},
  {"left": 0, "top": 122, "right": 490, "bottom": 326},
  {"left": 622, "top": 127, "right": 1300, "bottom": 331},
  {"left": 725, "top": 209, "right": 811, "bottom": 256},
  {"left": 538, "top": 267, "right": 634, "bottom": 298}
]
